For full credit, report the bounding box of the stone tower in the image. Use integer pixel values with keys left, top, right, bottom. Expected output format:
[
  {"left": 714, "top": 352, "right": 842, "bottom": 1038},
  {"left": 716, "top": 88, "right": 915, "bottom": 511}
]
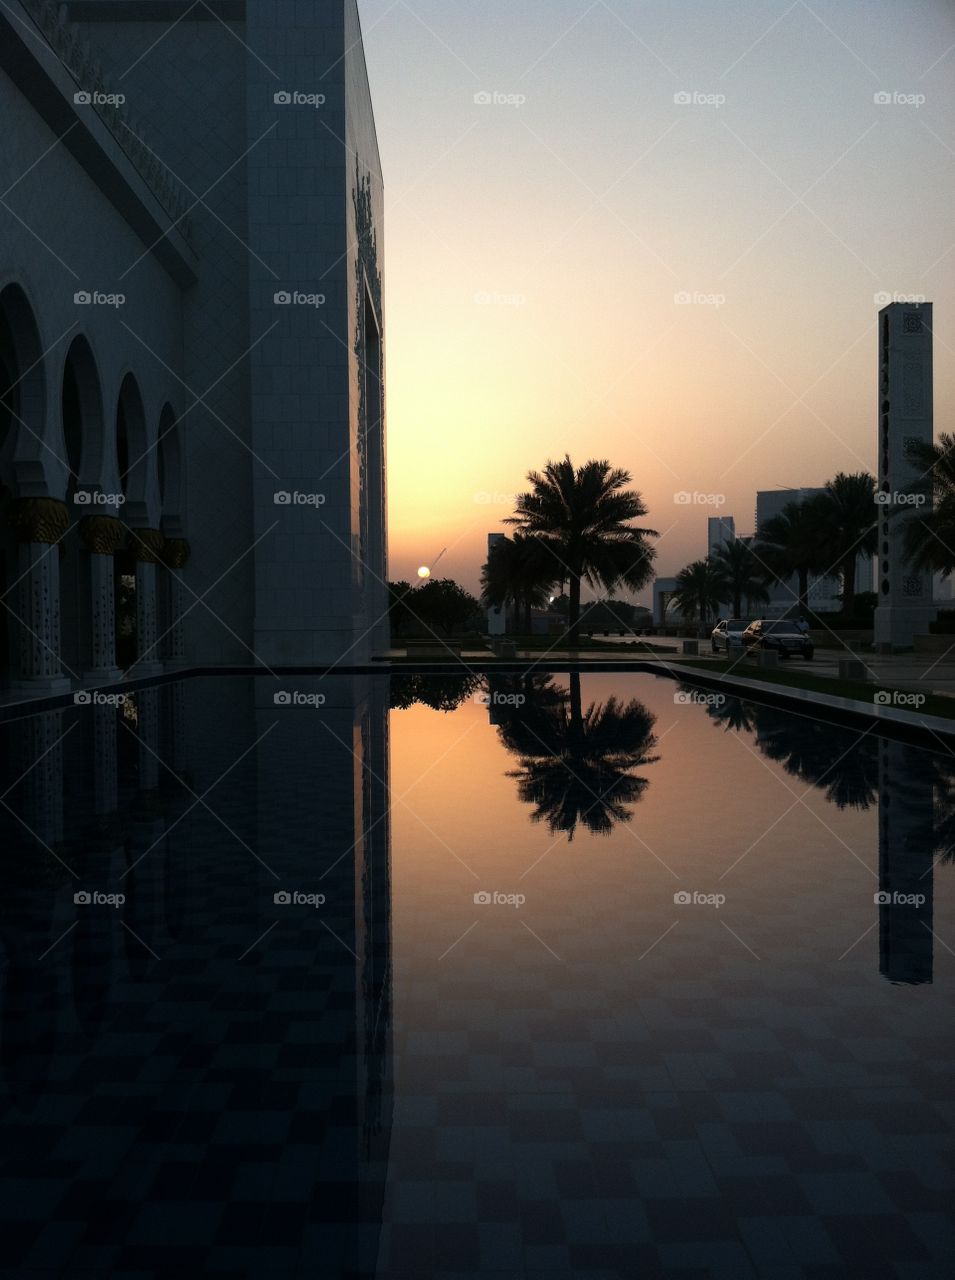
[{"left": 873, "top": 302, "right": 936, "bottom": 650}]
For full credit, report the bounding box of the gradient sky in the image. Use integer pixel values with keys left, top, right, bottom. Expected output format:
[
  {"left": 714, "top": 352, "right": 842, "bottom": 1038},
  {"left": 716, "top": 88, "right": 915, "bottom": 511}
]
[{"left": 359, "top": 0, "right": 955, "bottom": 601}]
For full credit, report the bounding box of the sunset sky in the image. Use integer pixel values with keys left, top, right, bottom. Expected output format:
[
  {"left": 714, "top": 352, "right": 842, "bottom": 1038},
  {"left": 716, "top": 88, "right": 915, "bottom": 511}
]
[{"left": 360, "top": 0, "right": 955, "bottom": 601}]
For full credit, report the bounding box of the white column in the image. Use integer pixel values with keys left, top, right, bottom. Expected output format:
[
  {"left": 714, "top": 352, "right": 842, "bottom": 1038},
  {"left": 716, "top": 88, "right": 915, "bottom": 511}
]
[
  {"left": 87, "top": 554, "right": 122, "bottom": 680},
  {"left": 158, "top": 539, "right": 190, "bottom": 666},
  {"left": 135, "top": 560, "right": 163, "bottom": 676},
  {"left": 13, "top": 542, "right": 70, "bottom": 694},
  {"left": 127, "top": 529, "right": 165, "bottom": 678}
]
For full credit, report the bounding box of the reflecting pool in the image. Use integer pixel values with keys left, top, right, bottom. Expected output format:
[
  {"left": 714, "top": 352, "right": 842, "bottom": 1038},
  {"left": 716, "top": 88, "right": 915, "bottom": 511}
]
[{"left": 0, "top": 673, "right": 952, "bottom": 1278}]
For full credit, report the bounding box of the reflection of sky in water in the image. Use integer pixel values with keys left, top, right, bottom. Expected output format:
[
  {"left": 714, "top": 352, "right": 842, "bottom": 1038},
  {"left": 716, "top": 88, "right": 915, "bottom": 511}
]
[{"left": 0, "top": 673, "right": 951, "bottom": 1277}]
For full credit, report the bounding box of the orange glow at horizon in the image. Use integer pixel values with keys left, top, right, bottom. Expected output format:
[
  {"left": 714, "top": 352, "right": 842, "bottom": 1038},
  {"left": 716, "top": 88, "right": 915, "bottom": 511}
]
[{"left": 361, "top": 0, "right": 955, "bottom": 601}]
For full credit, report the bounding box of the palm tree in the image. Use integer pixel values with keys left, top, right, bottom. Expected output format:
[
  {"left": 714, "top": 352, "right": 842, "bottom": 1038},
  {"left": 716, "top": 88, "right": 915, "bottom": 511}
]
[
  {"left": 710, "top": 538, "right": 770, "bottom": 618},
  {"left": 823, "top": 472, "right": 878, "bottom": 614},
  {"left": 506, "top": 456, "right": 657, "bottom": 646},
  {"left": 670, "top": 559, "right": 725, "bottom": 631},
  {"left": 495, "top": 673, "right": 659, "bottom": 839},
  {"left": 900, "top": 433, "right": 955, "bottom": 577},
  {"left": 480, "top": 533, "right": 555, "bottom": 635},
  {"left": 754, "top": 496, "right": 831, "bottom": 613}
]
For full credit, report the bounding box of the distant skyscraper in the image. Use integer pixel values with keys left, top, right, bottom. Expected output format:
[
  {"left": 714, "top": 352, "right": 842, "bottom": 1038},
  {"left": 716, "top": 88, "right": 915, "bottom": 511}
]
[{"left": 707, "top": 515, "right": 736, "bottom": 557}]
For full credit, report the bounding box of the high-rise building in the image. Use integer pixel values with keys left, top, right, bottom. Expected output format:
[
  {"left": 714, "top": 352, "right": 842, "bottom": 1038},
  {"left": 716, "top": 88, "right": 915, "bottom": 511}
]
[{"left": 707, "top": 515, "right": 736, "bottom": 557}]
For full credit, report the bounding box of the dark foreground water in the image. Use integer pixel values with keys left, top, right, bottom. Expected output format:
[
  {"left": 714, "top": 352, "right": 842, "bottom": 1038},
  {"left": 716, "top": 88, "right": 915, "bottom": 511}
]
[{"left": 0, "top": 672, "right": 952, "bottom": 1279}]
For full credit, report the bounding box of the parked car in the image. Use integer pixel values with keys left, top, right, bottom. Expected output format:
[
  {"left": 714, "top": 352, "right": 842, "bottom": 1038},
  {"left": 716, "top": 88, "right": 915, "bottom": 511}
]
[
  {"left": 710, "top": 619, "right": 750, "bottom": 654},
  {"left": 741, "top": 619, "right": 814, "bottom": 660}
]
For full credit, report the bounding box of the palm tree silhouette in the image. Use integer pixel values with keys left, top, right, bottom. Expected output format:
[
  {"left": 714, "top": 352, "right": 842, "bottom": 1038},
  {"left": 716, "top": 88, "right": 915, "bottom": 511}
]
[
  {"left": 899, "top": 432, "right": 955, "bottom": 579},
  {"left": 493, "top": 672, "right": 659, "bottom": 838},
  {"left": 822, "top": 472, "right": 878, "bottom": 614},
  {"left": 670, "top": 558, "right": 726, "bottom": 632},
  {"left": 506, "top": 456, "right": 657, "bottom": 646},
  {"left": 480, "top": 533, "right": 555, "bottom": 634},
  {"left": 710, "top": 538, "right": 770, "bottom": 618},
  {"left": 755, "top": 496, "right": 831, "bottom": 612}
]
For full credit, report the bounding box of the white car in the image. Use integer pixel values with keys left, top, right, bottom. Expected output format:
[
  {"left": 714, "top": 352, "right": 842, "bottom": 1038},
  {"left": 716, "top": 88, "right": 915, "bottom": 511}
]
[{"left": 711, "top": 619, "right": 750, "bottom": 654}]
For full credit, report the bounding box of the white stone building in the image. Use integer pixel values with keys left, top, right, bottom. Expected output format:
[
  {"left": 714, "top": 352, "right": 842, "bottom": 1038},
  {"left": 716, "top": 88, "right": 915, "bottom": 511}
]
[{"left": 0, "top": 0, "right": 387, "bottom": 694}]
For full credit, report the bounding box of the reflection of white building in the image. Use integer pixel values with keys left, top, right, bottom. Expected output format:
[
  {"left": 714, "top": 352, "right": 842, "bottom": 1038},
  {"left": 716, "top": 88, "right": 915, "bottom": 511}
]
[
  {"left": 0, "top": 672, "right": 393, "bottom": 1270},
  {"left": 0, "top": 1, "right": 386, "bottom": 693}
]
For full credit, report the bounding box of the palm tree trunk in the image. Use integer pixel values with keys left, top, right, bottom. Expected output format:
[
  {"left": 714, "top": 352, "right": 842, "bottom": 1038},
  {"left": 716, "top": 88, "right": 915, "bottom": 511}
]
[
  {"left": 523, "top": 596, "right": 532, "bottom": 635},
  {"left": 734, "top": 590, "right": 742, "bottom": 617},
  {"left": 798, "top": 568, "right": 809, "bottom": 612},
  {"left": 842, "top": 555, "right": 857, "bottom": 616},
  {"left": 569, "top": 671, "right": 583, "bottom": 733},
  {"left": 567, "top": 572, "right": 582, "bottom": 647}
]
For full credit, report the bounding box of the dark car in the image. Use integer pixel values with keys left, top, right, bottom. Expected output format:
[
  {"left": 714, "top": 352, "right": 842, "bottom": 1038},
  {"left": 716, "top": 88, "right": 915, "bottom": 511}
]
[
  {"left": 710, "top": 619, "right": 750, "bottom": 654},
  {"left": 742, "top": 619, "right": 814, "bottom": 660}
]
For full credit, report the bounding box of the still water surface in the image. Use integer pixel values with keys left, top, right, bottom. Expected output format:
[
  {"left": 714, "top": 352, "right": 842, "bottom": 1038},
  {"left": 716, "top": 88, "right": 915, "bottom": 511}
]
[{"left": 0, "top": 672, "right": 951, "bottom": 1278}]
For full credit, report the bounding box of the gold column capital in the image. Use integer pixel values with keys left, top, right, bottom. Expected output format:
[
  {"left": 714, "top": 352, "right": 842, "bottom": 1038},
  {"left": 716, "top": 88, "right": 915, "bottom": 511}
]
[
  {"left": 161, "top": 537, "right": 191, "bottom": 570},
  {"left": 5, "top": 497, "right": 70, "bottom": 545},
  {"left": 126, "top": 527, "right": 165, "bottom": 563},
  {"left": 79, "top": 514, "right": 127, "bottom": 555}
]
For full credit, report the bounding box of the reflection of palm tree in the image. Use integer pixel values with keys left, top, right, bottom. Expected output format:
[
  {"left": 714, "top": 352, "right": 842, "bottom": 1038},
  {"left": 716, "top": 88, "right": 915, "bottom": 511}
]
[
  {"left": 927, "top": 753, "right": 955, "bottom": 863},
  {"left": 753, "top": 707, "right": 879, "bottom": 810},
  {"left": 702, "top": 693, "right": 759, "bottom": 735},
  {"left": 703, "top": 693, "right": 879, "bottom": 810},
  {"left": 495, "top": 673, "right": 658, "bottom": 839},
  {"left": 389, "top": 672, "right": 482, "bottom": 712}
]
